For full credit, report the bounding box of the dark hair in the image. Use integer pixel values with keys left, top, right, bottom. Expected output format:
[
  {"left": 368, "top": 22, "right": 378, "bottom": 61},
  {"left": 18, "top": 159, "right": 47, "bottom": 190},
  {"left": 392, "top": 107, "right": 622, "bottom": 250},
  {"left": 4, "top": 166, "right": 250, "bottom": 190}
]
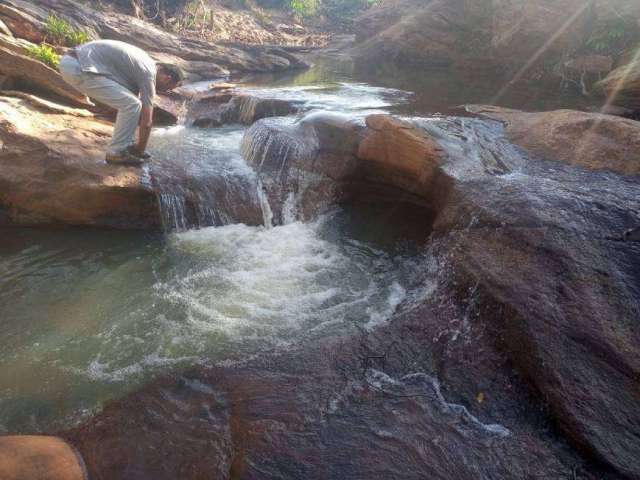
[{"left": 157, "top": 63, "right": 185, "bottom": 84}]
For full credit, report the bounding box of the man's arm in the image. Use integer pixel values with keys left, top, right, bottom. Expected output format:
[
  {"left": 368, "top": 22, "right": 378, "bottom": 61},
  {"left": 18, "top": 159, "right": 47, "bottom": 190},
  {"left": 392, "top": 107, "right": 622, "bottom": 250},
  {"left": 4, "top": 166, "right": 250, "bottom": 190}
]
[
  {"left": 135, "top": 105, "right": 153, "bottom": 155},
  {"left": 134, "top": 69, "right": 156, "bottom": 155}
]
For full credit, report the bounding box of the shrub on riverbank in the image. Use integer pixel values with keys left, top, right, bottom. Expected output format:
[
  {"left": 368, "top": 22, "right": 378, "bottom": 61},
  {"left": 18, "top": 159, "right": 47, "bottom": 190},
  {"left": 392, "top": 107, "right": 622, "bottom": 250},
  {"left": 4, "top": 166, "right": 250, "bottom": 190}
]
[
  {"left": 44, "top": 15, "right": 90, "bottom": 47},
  {"left": 26, "top": 43, "right": 60, "bottom": 69}
]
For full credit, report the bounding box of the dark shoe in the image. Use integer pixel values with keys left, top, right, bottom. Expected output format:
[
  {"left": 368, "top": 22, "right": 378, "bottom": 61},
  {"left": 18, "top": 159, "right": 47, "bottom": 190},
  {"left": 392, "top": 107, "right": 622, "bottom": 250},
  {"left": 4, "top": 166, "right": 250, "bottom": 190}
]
[
  {"left": 105, "top": 151, "right": 145, "bottom": 166},
  {"left": 126, "top": 146, "right": 152, "bottom": 160}
]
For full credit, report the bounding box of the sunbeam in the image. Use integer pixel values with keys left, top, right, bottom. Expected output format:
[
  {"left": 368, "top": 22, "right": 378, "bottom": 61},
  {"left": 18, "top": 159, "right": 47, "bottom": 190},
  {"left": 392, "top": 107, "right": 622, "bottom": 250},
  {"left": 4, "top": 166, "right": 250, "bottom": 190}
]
[{"left": 491, "top": 1, "right": 595, "bottom": 105}]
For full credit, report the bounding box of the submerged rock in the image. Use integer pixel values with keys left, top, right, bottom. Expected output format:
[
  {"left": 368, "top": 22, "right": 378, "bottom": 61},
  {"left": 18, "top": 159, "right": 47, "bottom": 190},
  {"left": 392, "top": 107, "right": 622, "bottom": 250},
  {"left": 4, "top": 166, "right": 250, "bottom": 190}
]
[
  {"left": 61, "top": 341, "right": 580, "bottom": 480},
  {"left": 191, "top": 94, "right": 301, "bottom": 127},
  {"left": 467, "top": 105, "right": 640, "bottom": 175}
]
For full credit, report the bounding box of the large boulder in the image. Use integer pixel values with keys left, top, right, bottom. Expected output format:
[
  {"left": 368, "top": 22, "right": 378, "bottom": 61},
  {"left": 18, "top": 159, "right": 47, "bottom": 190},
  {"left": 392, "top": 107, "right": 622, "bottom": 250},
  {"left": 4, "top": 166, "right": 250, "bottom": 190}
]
[
  {"left": 490, "top": 0, "right": 594, "bottom": 73},
  {"left": 191, "top": 93, "right": 302, "bottom": 127},
  {"left": 433, "top": 179, "right": 640, "bottom": 479},
  {"left": 352, "top": 0, "right": 639, "bottom": 87},
  {"left": 0, "top": 94, "right": 160, "bottom": 228},
  {"left": 597, "top": 56, "right": 640, "bottom": 110},
  {"left": 241, "top": 112, "right": 446, "bottom": 223},
  {"left": 352, "top": 0, "right": 495, "bottom": 70},
  {"left": 239, "top": 110, "right": 640, "bottom": 478},
  {"left": 357, "top": 114, "right": 446, "bottom": 199},
  {"left": 0, "top": 36, "right": 91, "bottom": 107},
  {"left": 0, "top": 92, "right": 267, "bottom": 230},
  {"left": 467, "top": 105, "right": 640, "bottom": 175},
  {"left": 241, "top": 112, "right": 364, "bottom": 223}
]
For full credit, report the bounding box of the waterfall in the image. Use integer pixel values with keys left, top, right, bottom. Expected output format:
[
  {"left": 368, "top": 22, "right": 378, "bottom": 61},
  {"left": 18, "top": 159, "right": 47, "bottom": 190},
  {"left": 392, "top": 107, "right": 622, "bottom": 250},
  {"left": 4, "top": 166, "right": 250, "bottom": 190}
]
[
  {"left": 150, "top": 126, "right": 267, "bottom": 232},
  {"left": 158, "top": 193, "right": 189, "bottom": 232},
  {"left": 256, "top": 179, "right": 274, "bottom": 228}
]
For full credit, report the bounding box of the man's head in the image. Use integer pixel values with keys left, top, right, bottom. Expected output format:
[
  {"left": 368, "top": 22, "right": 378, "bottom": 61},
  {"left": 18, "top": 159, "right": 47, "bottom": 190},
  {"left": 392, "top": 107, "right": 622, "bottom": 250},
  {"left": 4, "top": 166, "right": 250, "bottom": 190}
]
[{"left": 156, "top": 63, "right": 184, "bottom": 92}]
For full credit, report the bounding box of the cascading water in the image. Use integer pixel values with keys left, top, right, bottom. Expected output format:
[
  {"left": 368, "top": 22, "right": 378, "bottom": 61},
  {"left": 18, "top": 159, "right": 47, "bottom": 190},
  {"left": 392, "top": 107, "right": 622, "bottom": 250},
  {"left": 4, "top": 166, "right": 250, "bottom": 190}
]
[
  {"left": 0, "top": 79, "right": 424, "bottom": 433},
  {"left": 149, "top": 126, "right": 270, "bottom": 231}
]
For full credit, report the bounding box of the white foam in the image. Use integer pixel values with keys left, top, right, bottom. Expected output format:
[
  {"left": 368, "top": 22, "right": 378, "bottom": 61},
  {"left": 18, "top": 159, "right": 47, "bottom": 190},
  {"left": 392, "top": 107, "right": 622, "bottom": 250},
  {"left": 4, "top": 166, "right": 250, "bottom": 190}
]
[{"left": 365, "top": 281, "right": 407, "bottom": 330}]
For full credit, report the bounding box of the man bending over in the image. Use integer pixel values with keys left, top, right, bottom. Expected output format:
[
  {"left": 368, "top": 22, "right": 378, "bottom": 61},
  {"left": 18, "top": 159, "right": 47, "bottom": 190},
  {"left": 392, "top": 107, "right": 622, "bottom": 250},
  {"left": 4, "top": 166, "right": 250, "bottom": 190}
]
[{"left": 59, "top": 39, "right": 183, "bottom": 165}]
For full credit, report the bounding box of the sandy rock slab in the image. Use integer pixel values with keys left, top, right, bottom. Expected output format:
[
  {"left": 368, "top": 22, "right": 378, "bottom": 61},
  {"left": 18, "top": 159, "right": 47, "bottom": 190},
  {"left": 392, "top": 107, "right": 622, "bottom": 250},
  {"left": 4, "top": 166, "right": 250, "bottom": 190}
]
[
  {"left": 467, "top": 105, "right": 640, "bottom": 176},
  {"left": 0, "top": 95, "right": 160, "bottom": 229}
]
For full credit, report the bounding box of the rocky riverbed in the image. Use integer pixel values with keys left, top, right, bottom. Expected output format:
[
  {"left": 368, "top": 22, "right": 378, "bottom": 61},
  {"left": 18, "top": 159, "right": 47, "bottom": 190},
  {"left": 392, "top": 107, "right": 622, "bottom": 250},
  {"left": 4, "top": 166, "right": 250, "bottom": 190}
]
[{"left": 1, "top": 1, "right": 640, "bottom": 480}]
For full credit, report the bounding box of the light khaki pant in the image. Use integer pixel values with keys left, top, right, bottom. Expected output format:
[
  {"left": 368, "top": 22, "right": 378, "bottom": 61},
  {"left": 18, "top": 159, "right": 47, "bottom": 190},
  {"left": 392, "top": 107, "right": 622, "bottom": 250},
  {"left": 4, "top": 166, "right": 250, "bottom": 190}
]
[{"left": 59, "top": 55, "right": 141, "bottom": 155}]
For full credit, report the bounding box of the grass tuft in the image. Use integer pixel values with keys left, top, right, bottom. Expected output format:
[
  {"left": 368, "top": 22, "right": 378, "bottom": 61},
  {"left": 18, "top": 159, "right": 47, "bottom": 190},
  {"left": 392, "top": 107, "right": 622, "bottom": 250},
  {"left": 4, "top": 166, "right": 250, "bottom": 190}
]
[
  {"left": 26, "top": 43, "right": 61, "bottom": 69},
  {"left": 44, "top": 15, "right": 90, "bottom": 47}
]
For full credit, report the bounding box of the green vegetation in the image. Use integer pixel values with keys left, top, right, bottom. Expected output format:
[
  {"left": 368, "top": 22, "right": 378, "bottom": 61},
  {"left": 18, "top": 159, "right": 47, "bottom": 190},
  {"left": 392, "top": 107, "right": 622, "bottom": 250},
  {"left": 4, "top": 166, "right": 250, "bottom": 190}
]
[
  {"left": 289, "top": 0, "right": 318, "bottom": 17},
  {"left": 26, "top": 44, "right": 61, "bottom": 69},
  {"left": 586, "top": 15, "right": 639, "bottom": 57},
  {"left": 252, "top": 0, "right": 377, "bottom": 19},
  {"left": 43, "top": 15, "right": 90, "bottom": 47}
]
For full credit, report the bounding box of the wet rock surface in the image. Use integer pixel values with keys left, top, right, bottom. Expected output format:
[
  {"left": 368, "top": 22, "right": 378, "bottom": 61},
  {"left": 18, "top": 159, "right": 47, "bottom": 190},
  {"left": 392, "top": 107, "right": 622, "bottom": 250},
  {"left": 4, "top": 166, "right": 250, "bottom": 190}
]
[
  {"left": 241, "top": 112, "right": 445, "bottom": 223},
  {"left": 190, "top": 93, "right": 301, "bottom": 127},
  {"left": 0, "top": 93, "right": 270, "bottom": 230},
  {"left": 467, "top": 105, "right": 640, "bottom": 175},
  {"left": 60, "top": 338, "right": 587, "bottom": 480}
]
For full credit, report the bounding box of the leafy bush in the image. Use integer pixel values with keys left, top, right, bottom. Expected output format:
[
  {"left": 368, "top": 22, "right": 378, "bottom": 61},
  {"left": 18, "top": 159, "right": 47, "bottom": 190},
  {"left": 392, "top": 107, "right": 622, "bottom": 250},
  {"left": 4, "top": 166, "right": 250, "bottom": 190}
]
[
  {"left": 26, "top": 44, "right": 61, "bottom": 69},
  {"left": 320, "top": 0, "right": 376, "bottom": 19},
  {"left": 66, "top": 29, "right": 90, "bottom": 46},
  {"left": 586, "top": 15, "right": 640, "bottom": 57},
  {"left": 290, "top": 0, "right": 318, "bottom": 17},
  {"left": 44, "top": 15, "right": 90, "bottom": 47}
]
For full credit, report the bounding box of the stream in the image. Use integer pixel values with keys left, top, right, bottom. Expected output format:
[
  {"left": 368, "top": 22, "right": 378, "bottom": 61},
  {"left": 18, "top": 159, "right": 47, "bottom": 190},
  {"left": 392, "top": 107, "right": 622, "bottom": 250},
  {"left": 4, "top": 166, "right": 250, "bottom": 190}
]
[{"left": 0, "top": 57, "right": 599, "bottom": 440}]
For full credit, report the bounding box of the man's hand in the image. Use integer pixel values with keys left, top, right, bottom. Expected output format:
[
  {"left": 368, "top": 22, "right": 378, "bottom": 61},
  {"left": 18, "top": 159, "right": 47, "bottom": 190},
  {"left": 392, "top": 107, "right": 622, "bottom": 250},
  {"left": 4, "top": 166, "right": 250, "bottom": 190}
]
[{"left": 135, "top": 105, "right": 154, "bottom": 155}]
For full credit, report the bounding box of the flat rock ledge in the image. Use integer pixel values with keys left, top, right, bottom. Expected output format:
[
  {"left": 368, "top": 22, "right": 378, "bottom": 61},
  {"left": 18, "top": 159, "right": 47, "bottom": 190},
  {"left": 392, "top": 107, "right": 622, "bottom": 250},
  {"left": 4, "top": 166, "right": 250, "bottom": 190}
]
[
  {"left": 0, "top": 95, "right": 160, "bottom": 229},
  {"left": 467, "top": 105, "right": 640, "bottom": 176}
]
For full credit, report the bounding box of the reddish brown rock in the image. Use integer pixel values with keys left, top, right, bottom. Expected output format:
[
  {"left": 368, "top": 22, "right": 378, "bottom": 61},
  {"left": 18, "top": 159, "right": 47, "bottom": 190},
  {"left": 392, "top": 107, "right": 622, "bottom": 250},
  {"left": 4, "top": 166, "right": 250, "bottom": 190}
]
[
  {"left": 0, "top": 43, "right": 91, "bottom": 107},
  {"left": 358, "top": 115, "right": 446, "bottom": 197},
  {"left": 0, "top": 3, "right": 43, "bottom": 43},
  {"left": 467, "top": 105, "right": 640, "bottom": 175},
  {"left": 0, "top": 435, "right": 86, "bottom": 480},
  {"left": 0, "top": 95, "right": 160, "bottom": 229}
]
